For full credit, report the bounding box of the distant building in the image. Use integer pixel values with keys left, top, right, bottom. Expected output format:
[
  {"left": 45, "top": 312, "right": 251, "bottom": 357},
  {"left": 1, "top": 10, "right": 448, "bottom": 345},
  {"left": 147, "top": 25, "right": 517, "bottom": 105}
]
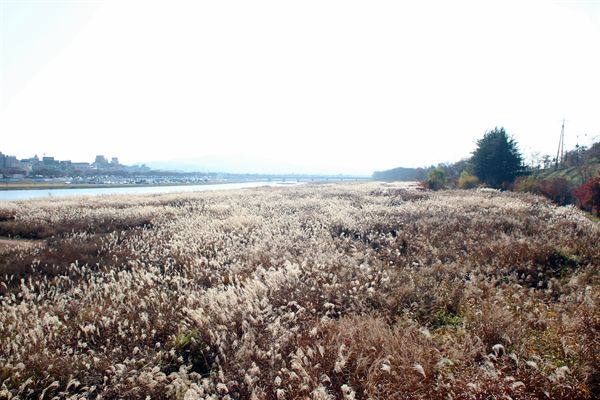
[
  {"left": 19, "top": 156, "right": 39, "bottom": 176},
  {"left": 42, "top": 156, "right": 59, "bottom": 167},
  {"left": 20, "top": 163, "right": 33, "bottom": 174},
  {"left": 125, "top": 164, "right": 151, "bottom": 173},
  {"left": 1, "top": 151, "right": 27, "bottom": 178},
  {"left": 1, "top": 151, "right": 144, "bottom": 180},
  {"left": 59, "top": 160, "right": 72, "bottom": 171},
  {"left": 94, "top": 155, "right": 109, "bottom": 165},
  {"left": 93, "top": 155, "right": 110, "bottom": 169},
  {"left": 72, "top": 162, "right": 91, "bottom": 170},
  {"left": 1, "top": 152, "right": 20, "bottom": 169}
]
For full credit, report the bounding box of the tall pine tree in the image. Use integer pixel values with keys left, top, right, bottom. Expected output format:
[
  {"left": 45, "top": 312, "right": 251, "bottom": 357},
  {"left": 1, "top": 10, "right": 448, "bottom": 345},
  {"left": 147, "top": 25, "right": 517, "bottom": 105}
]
[{"left": 472, "top": 127, "right": 523, "bottom": 188}]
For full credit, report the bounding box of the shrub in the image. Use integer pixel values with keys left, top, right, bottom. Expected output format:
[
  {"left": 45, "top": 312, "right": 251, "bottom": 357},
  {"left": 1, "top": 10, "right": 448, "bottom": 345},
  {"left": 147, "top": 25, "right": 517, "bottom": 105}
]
[
  {"left": 425, "top": 167, "right": 447, "bottom": 191},
  {"left": 573, "top": 174, "right": 600, "bottom": 216},
  {"left": 433, "top": 308, "right": 463, "bottom": 327},
  {"left": 539, "top": 178, "right": 574, "bottom": 206},
  {"left": 457, "top": 171, "right": 480, "bottom": 189},
  {"left": 514, "top": 175, "right": 541, "bottom": 194}
]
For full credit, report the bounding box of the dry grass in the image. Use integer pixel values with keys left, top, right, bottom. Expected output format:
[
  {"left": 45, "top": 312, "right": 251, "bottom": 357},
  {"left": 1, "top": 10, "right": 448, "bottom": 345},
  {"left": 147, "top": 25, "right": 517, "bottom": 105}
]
[
  {"left": 0, "top": 183, "right": 598, "bottom": 399},
  {"left": 0, "top": 238, "right": 41, "bottom": 253}
]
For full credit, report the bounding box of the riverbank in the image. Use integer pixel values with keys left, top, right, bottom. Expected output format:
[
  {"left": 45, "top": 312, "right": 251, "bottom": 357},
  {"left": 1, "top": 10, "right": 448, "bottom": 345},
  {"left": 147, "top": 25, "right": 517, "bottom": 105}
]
[
  {"left": 0, "top": 180, "right": 255, "bottom": 191},
  {"left": 0, "top": 181, "right": 306, "bottom": 201}
]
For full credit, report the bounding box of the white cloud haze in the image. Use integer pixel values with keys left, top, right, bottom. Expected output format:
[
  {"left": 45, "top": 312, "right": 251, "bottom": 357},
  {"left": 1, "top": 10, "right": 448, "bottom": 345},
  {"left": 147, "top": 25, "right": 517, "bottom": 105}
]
[{"left": 1, "top": 0, "right": 599, "bottom": 174}]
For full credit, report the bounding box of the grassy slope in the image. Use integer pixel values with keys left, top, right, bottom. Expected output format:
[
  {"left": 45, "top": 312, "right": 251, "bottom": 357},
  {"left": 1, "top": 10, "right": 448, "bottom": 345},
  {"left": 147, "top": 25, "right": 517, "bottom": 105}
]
[
  {"left": 534, "top": 163, "right": 600, "bottom": 185},
  {"left": 0, "top": 183, "right": 598, "bottom": 399}
]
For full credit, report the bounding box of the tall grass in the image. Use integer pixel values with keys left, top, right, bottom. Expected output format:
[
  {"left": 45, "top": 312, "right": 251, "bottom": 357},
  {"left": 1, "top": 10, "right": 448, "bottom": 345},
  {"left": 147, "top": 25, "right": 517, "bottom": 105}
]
[{"left": 0, "top": 183, "right": 598, "bottom": 399}]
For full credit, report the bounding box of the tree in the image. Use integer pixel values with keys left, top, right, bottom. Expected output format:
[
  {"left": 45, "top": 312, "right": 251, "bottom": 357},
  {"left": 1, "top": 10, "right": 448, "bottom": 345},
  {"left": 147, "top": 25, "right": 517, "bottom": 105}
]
[
  {"left": 425, "top": 167, "right": 447, "bottom": 190},
  {"left": 513, "top": 175, "right": 541, "bottom": 194},
  {"left": 541, "top": 154, "right": 553, "bottom": 169},
  {"left": 458, "top": 171, "right": 480, "bottom": 189},
  {"left": 437, "top": 159, "right": 473, "bottom": 186},
  {"left": 583, "top": 141, "right": 600, "bottom": 164},
  {"left": 471, "top": 127, "right": 523, "bottom": 188}
]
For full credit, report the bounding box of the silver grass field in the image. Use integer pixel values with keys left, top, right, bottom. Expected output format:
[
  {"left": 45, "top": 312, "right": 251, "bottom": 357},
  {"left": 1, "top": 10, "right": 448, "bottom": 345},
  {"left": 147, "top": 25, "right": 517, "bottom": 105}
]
[{"left": 0, "top": 183, "right": 598, "bottom": 399}]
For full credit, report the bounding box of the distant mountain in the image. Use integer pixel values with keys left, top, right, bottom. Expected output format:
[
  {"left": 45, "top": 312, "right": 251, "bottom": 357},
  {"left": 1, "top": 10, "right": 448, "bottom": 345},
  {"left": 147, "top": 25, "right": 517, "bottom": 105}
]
[
  {"left": 372, "top": 166, "right": 428, "bottom": 181},
  {"left": 143, "top": 155, "right": 367, "bottom": 176}
]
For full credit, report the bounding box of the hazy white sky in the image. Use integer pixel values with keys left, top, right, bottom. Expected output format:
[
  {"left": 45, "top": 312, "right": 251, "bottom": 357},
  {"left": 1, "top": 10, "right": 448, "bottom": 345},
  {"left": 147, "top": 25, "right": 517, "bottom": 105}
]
[{"left": 1, "top": 0, "right": 599, "bottom": 174}]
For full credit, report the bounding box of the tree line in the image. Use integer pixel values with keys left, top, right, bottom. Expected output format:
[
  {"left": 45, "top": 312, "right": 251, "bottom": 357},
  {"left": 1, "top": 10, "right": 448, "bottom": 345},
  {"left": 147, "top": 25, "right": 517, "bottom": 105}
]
[{"left": 373, "top": 127, "right": 600, "bottom": 216}]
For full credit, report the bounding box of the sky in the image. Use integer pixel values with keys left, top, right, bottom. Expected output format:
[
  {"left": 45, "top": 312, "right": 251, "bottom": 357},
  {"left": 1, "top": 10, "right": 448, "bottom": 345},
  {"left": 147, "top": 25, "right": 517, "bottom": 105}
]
[{"left": 1, "top": 0, "right": 599, "bottom": 175}]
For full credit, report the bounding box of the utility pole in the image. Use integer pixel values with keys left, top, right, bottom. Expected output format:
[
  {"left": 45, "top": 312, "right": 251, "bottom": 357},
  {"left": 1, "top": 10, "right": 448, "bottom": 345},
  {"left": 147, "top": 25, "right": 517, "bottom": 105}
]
[
  {"left": 576, "top": 135, "right": 579, "bottom": 166},
  {"left": 554, "top": 118, "right": 565, "bottom": 170}
]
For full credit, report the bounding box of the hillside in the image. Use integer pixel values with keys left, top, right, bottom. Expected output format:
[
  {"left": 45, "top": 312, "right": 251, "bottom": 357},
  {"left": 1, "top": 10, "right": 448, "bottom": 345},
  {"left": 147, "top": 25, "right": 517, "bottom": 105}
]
[
  {"left": 0, "top": 184, "right": 599, "bottom": 399},
  {"left": 372, "top": 166, "right": 428, "bottom": 181},
  {"left": 534, "top": 163, "right": 600, "bottom": 186}
]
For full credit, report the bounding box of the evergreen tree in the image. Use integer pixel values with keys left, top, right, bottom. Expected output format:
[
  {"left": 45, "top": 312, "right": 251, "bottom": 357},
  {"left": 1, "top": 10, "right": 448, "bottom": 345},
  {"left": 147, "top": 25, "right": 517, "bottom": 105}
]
[{"left": 472, "top": 127, "right": 523, "bottom": 188}]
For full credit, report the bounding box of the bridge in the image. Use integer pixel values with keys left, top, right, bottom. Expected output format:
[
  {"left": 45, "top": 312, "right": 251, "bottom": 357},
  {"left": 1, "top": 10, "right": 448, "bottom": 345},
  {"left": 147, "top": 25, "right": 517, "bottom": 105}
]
[{"left": 258, "top": 174, "right": 371, "bottom": 183}]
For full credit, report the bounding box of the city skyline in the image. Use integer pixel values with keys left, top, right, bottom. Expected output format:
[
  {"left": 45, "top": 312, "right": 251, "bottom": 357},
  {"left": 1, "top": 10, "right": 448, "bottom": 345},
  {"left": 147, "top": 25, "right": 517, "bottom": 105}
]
[{"left": 0, "top": 148, "right": 151, "bottom": 177}]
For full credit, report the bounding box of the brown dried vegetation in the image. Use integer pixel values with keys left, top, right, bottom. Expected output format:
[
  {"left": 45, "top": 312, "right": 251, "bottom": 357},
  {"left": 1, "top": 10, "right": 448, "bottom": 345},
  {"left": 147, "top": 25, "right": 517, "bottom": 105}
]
[{"left": 0, "top": 184, "right": 598, "bottom": 399}]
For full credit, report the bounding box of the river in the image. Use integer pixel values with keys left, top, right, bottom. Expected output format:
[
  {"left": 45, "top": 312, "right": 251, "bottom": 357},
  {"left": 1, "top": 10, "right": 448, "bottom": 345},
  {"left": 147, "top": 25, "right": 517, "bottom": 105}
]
[{"left": 0, "top": 181, "right": 303, "bottom": 201}]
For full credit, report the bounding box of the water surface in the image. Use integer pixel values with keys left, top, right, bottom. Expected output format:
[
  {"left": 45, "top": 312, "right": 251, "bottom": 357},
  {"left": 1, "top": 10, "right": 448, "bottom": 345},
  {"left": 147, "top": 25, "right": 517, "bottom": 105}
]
[{"left": 0, "top": 181, "right": 302, "bottom": 201}]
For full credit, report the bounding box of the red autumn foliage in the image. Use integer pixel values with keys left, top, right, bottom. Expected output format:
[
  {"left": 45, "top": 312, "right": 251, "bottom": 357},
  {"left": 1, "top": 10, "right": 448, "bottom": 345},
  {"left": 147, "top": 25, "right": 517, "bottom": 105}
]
[
  {"left": 538, "top": 178, "right": 574, "bottom": 206},
  {"left": 573, "top": 174, "right": 600, "bottom": 216}
]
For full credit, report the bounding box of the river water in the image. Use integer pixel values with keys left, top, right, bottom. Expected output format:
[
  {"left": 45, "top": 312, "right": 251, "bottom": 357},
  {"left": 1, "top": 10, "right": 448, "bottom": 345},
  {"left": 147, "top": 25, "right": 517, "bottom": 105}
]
[{"left": 0, "top": 181, "right": 303, "bottom": 201}]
